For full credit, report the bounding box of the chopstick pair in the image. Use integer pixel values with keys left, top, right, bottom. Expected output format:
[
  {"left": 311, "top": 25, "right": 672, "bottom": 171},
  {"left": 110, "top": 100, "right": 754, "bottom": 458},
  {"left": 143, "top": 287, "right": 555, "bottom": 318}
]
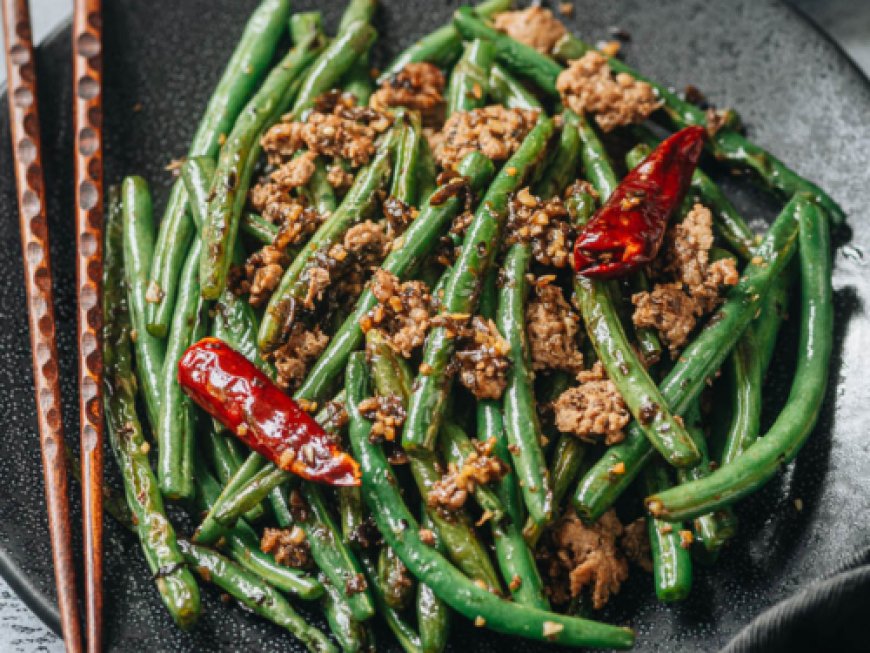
[{"left": 1, "top": 1, "right": 104, "bottom": 651}]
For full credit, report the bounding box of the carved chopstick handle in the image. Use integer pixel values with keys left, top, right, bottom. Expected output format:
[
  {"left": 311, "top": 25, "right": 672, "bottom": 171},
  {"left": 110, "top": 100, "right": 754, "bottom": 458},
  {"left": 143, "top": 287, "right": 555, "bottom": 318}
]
[
  {"left": 73, "top": 1, "right": 104, "bottom": 651},
  {"left": 1, "top": 1, "right": 83, "bottom": 651}
]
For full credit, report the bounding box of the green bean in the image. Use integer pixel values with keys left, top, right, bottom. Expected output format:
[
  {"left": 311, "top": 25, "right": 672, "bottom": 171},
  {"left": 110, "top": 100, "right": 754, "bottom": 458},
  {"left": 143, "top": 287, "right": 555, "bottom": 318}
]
[
  {"left": 300, "top": 156, "right": 339, "bottom": 216},
  {"left": 103, "top": 190, "right": 200, "bottom": 628},
  {"left": 366, "top": 336, "right": 503, "bottom": 592},
  {"left": 647, "top": 197, "right": 831, "bottom": 521},
  {"left": 338, "top": 0, "right": 377, "bottom": 33},
  {"left": 378, "top": 0, "right": 512, "bottom": 81},
  {"left": 754, "top": 261, "right": 796, "bottom": 375},
  {"left": 291, "top": 20, "right": 376, "bottom": 119},
  {"left": 342, "top": 55, "right": 375, "bottom": 106},
  {"left": 452, "top": 8, "right": 562, "bottom": 98},
  {"left": 446, "top": 39, "right": 496, "bottom": 116},
  {"left": 321, "top": 579, "right": 370, "bottom": 653},
  {"left": 643, "top": 462, "right": 692, "bottom": 602},
  {"left": 438, "top": 422, "right": 505, "bottom": 522},
  {"left": 156, "top": 234, "right": 204, "bottom": 499},
  {"left": 200, "top": 19, "right": 325, "bottom": 300},
  {"left": 193, "top": 459, "right": 324, "bottom": 599},
  {"left": 146, "top": 0, "right": 291, "bottom": 337},
  {"left": 360, "top": 554, "right": 423, "bottom": 653},
  {"left": 628, "top": 131, "right": 756, "bottom": 260},
  {"left": 390, "top": 110, "right": 423, "bottom": 205},
  {"left": 339, "top": 485, "right": 365, "bottom": 543},
  {"left": 258, "top": 134, "right": 395, "bottom": 354},
  {"left": 572, "top": 121, "right": 700, "bottom": 467},
  {"left": 497, "top": 243, "right": 553, "bottom": 525},
  {"left": 403, "top": 116, "right": 555, "bottom": 453},
  {"left": 296, "top": 151, "right": 495, "bottom": 403},
  {"left": 416, "top": 512, "right": 450, "bottom": 653},
  {"left": 240, "top": 212, "right": 280, "bottom": 245},
  {"left": 488, "top": 65, "right": 543, "bottom": 111},
  {"left": 552, "top": 36, "right": 845, "bottom": 225},
  {"left": 675, "top": 402, "right": 738, "bottom": 556},
  {"left": 345, "top": 353, "right": 635, "bottom": 649},
  {"left": 535, "top": 109, "right": 581, "bottom": 201},
  {"left": 180, "top": 541, "right": 334, "bottom": 652},
  {"left": 573, "top": 110, "right": 617, "bottom": 197},
  {"left": 121, "top": 176, "right": 165, "bottom": 428},
  {"left": 298, "top": 483, "right": 376, "bottom": 622},
  {"left": 573, "top": 194, "right": 807, "bottom": 522},
  {"left": 378, "top": 545, "right": 414, "bottom": 610},
  {"left": 416, "top": 136, "right": 439, "bottom": 203},
  {"left": 624, "top": 271, "right": 663, "bottom": 366}
]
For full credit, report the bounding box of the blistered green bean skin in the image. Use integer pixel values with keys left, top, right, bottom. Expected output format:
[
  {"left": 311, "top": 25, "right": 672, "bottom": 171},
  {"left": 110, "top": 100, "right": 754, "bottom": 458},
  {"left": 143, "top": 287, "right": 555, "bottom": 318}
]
[
  {"left": 200, "top": 21, "right": 325, "bottom": 300},
  {"left": 446, "top": 39, "right": 495, "bottom": 115},
  {"left": 552, "top": 35, "right": 845, "bottom": 224},
  {"left": 535, "top": 110, "right": 582, "bottom": 201},
  {"left": 180, "top": 541, "right": 335, "bottom": 653},
  {"left": 378, "top": 0, "right": 511, "bottom": 81},
  {"left": 361, "top": 553, "right": 423, "bottom": 653},
  {"left": 321, "top": 580, "right": 370, "bottom": 653},
  {"left": 403, "top": 116, "right": 554, "bottom": 453},
  {"left": 573, "top": 194, "right": 807, "bottom": 522},
  {"left": 104, "top": 189, "right": 200, "bottom": 629},
  {"left": 346, "top": 353, "right": 635, "bottom": 649},
  {"left": 121, "top": 177, "right": 165, "bottom": 428},
  {"left": 644, "top": 463, "right": 693, "bottom": 602},
  {"left": 390, "top": 109, "right": 423, "bottom": 205},
  {"left": 147, "top": 0, "right": 291, "bottom": 337},
  {"left": 296, "top": 151, "right": 495, "bottom": 403},
  {"left": 416, "top": 514, "right": 450, "bottom": 653},
  {"left": 647, "top": 197, "right": 832, "bottom": 521}
]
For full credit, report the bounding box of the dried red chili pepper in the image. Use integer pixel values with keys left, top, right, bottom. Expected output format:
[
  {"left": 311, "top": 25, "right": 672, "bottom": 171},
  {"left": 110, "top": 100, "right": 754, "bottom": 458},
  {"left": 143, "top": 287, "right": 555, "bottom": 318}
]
[
  {"left": 178, "top": 337, "right": 360, "bottom": 486},
  {"left": 573, "top": 125, "right": 706, "bottom": 278}
]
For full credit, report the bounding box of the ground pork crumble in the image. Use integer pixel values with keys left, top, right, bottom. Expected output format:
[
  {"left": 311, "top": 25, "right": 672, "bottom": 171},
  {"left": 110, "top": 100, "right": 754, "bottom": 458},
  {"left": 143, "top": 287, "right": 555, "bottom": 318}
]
[
  {"left": 525, "top": 279, "right": 584, "bottom": 374},
  {"left": 302, "top": 220, "right": 391, "bottom": 309},
  {"left": 260, "top": 526, "right": 312, "bottom": 569},
  {"left": 435, "top": 105, "right": 539, "bottom": 170},
  {"left": 632, "top": 203, "right": 739, "bottom": 354},
  {"left": 361, "top": 269, "right": 433, "bottom": 358},
  {"left": 452, "top": 316, "right": 511, "bottom": 400},
  {"left": 493, "top": 6, "right": 567, "bottom": 55},
  {"left": 541, "top": 509, "right": 629, "bottom": 609},
  {"left": 554, "top": 362, "right": 630, "bottom": 445},
  {"left": 427, "top": 437, "right": 507, "bottom": 513},
  {"left": 358, "top": 393, "right": 407, "bottom": 443},
  {"left": 556, "top": 51, "right": 661, "bottom": 132},
  {"left": 506, "top": 187, "right": 575, "bottom": 268},
  {"left": 269, "top": 322, "right": 329, "bottom": 391},
  {"left": 370, "top": 62, "right": 446, "bottom": 128},
  {"left": 621, "top": 518, "right": 653, "bottom": 573},
  {"left": 260, "top": 90, "right": 392, "bottom": 168}
]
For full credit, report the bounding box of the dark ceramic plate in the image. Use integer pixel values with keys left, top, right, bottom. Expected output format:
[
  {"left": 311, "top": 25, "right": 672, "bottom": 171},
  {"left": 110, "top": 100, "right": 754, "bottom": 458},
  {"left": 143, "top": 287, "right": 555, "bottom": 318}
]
[{"left": 1, "top": 0, "right": 868, "bottom": 651}]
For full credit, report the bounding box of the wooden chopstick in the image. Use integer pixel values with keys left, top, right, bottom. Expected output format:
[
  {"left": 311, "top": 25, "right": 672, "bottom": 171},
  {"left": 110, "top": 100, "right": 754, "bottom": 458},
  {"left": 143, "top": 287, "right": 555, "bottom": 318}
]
[
  {"left": 72, "top": 1, "right": 104, "bottom": 651},
  {"left": 1, "top": 1, "right": 84, "bottom": 651}
]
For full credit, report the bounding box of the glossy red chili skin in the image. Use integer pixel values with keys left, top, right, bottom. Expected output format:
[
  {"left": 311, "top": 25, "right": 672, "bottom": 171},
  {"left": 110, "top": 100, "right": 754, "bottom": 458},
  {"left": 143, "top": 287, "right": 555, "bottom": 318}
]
[
  {"left": 574, "top": 125, "right": 706, "bottom": 278},
  {"left": 178, "top": 337, "right": 360, "bottom": 486}
]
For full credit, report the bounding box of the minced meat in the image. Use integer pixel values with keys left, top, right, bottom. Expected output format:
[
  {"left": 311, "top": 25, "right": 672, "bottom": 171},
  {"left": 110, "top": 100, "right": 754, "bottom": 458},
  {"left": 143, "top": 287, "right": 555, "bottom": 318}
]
[
  {"left": 370, "top": 62, "right": 446, "bottom": 128},
  {"left": 260, "top": 526, "right": 311, "bottom": 569},
  {"left": 505, "top": 187, "right": 575, "bottom": 268},
  {"left": 453, "top": 316, "right": 511, "bottom": 400},
  {"left": 358, "top": 393, "right": 406, "bottom": 443},
  {"left": 260, "top": 92, "right": 392, "bottom": 168},
  {"left": 270, "top": 323, "right": 329, "bottom": 391},
  {"left": 621, "top": 518, "right": 653, "bottom": 573},
  {"left": 493, "top": 6, "right": 567, "bottom": 55},
  {"left": 270, "top": 150, "right": 318, "bottom": 191},
  {"left": 632, "top": 203, "right": 739, "bottom": 353},
  {"left": 361, "top": 269, "right": 433, "bottom": 358},
  {"left": 525, "top": 280, "right": 584, "bottom": 374},
  {"left": 229, "top": 245, "right": 288, "bottom": 307},
  {"left": 556, "top": 51, "right": 660, "bottom": 132},
  {"left": 435, "top": 106, "right": 539, "bottom": 170},
  {"left": 427, "top": 437, "right": 507, "bottom": 513},
  {"left": 326, "top": 162, "right": 354, "bottom": 191},
  {"left": 553, "top": 362, "right": 630, "bottom": 445},
  {"left": 544, "top": 508, "right": 629, "bottom": 609}
]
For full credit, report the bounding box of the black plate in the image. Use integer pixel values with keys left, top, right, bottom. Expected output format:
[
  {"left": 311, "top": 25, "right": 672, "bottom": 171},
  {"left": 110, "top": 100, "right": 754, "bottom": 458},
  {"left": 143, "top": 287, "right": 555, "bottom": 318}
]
[{"left": 1, "top": 0, "right": 869, "bottom": 650}]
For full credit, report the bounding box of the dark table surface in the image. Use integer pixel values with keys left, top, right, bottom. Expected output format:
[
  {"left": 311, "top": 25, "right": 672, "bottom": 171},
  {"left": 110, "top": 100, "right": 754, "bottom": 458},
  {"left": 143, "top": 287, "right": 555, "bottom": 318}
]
[{"left": 0, "top": 0, "right": 867, "bottom": 651}]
